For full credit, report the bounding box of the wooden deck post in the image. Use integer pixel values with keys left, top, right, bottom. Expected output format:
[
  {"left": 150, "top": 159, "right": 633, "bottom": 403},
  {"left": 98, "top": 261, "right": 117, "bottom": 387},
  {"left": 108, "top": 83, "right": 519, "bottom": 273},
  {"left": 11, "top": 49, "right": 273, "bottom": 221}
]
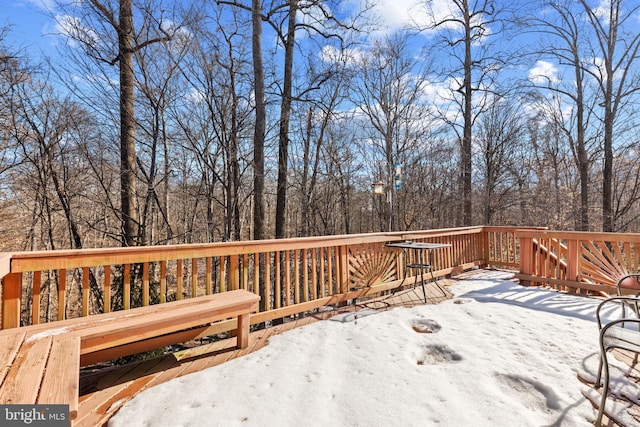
[
  {"left": 2, "top": 272, "right": 22, "bottom": 329},
  {"left": 339, "top": 245, "right": 349, "bottom": 294},
  {"left": 566, "top": 239, "right": 580, "bottom": 294},
  {"left": 519, "top": 236, "right": 532, "bottom": 286},
  {"left": 482, "top": 228, "right": 490, "bottom": 267},
  {"left": 237, "top": 313, "right": 251, "bottom": 348}
]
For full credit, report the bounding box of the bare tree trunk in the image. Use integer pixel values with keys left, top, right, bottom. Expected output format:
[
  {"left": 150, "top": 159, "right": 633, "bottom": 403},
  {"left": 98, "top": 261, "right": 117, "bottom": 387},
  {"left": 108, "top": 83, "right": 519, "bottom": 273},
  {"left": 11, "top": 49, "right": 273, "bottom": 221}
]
[
  {"left": 275, "top": 0, "right": 297, "bottom": 239},
  {"left": 118, "top": 0, "right": 139, "bottom": 246},
  {"left": 461, "top": 0, "right": 473, "bottom": 226},
  {"left": 602, "top": 82, "right": 614, "bottom": 232},
  {"left": 578, "top": 0, "right": 640, "bottom": 231},
  {"left": 301, "top": 108, "right": 313, "bottom": 237},
  {"left": 252, "top": 0, "right": 265, "bottom": 242}
]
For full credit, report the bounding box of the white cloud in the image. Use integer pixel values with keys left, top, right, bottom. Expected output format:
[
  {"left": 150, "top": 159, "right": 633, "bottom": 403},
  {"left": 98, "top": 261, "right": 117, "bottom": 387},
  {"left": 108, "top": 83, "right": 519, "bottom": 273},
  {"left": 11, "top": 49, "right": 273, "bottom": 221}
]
[
  {"left": 591, "top": 0, "right": 612, "bottom": 25},
  {"left": 55, "top": 14, "right": 99, "bottom": 47},
  {"left": 343, "top": 0, "right": 459, "bottom": 35},
  {"left": 584, "top": 56, "right": 625, "bottom": 82},
  {"left": 528, "top": 60, "right": 560, "bottom": 85},
  {"left": 319, "top": 45, "right": 366, "bottom": 67}
]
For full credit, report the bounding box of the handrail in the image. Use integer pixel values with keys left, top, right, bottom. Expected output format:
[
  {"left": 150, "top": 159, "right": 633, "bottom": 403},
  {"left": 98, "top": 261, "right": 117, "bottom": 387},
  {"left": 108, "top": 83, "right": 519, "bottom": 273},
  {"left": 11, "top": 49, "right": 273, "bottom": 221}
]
[
  {"left": 0, "top": 227, "right": 500, "bottom": 328},
  {"left": 0, "top": 226, "right": 542, "bottom": 330},
  {"left": 516, "top": 229, "right": 640, "bottom": 295}
]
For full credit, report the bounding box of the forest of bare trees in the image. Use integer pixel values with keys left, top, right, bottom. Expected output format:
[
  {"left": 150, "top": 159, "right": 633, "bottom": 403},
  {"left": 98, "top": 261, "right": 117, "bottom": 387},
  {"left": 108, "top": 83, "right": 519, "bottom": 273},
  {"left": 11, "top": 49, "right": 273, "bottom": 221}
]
[{"left": 1, "top": 0, "right": 640, "bottom": 253}]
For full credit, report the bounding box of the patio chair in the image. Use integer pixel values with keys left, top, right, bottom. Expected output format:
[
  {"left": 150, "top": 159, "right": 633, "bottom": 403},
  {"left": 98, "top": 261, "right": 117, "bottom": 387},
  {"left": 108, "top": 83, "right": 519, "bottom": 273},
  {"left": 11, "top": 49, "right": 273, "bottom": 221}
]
[
  {"left": 595, "top": 295, "right": 640, "bottom": 426},
  {"left": 616, "top": 273, "right": 640, "bottom": 366},
  {"left": 616, "top": 273, "right": 640, "bottom": 297}
]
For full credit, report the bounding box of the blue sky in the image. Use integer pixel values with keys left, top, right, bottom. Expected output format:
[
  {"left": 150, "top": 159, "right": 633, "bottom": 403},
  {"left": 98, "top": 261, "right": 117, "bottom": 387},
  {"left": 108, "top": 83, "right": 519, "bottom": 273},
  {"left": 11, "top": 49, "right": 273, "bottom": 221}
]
[
  {"left": 2, "top": 0, "right": 57, "bottom": 56},
  {"left": 3, "top": 0, "right": 637, "bottom": 136},
  {"left": 4, "top": 0, "right": 482, "bottom": 58}
]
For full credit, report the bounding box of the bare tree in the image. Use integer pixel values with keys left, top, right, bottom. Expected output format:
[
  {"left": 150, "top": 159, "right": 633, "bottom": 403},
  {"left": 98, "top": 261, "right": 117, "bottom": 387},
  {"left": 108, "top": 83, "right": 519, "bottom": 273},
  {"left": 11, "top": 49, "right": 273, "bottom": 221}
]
[
  {"left": 219, "top": 0, "right": 356, "bottom": 238},
  {"left": 9, "top": 69, "right": 105, "bottom": 310},
  {"left": 0, "top": 28, "right": 28, "bottom": 182},
  {"left": 419, "top": 0, "right": 511, "bottom": 226},
  {"left": 475, "top": 97, "right": 526, "bottom": 224},
  {"left": 577, "top": 0, "right": 640, "bottom": 232},
  {"left": 527, "top": 0, "right": 602, "bottom": 230},
  {"left": 54, "top": 0, "right": 183, "bottom": 246},
  {"left": 251, "top": 0, "right": 266, "bottom": 241},
  {"left": 352, "top": 32, "right": 434, "bottom": 231},
  {"left": 134, "top": 25, "right": 191, "bottom": 245}
]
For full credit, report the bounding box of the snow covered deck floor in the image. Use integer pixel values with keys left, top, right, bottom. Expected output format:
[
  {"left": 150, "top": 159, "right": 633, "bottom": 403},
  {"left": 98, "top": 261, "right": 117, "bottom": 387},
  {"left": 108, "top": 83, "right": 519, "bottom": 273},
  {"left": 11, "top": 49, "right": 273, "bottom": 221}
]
[
  {"left": 74, "top": 269, "right": 640, "bottom": 426},
  {"left": 75, "top": 277, "right": 454, "bottom": 426}
]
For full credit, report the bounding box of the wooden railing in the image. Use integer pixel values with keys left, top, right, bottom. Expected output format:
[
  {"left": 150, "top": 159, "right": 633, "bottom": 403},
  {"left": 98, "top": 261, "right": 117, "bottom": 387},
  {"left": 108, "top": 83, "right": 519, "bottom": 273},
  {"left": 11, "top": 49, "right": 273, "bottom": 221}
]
[
  {"left": 2, "top": 226, "right": 523, "bottom": 330},
  {"left": 516, "top": 230, "right": 640, "bottom": 295},
  {"left": 8, "top": 225, "right": 614, "bottom": 333}
]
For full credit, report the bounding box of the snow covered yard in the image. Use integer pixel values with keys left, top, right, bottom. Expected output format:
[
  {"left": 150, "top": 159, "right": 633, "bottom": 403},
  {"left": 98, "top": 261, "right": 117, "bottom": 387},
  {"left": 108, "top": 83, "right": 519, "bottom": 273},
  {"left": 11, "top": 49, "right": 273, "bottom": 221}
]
[{"left": 109, "top": 270, "right": 633, "bottom": 427}]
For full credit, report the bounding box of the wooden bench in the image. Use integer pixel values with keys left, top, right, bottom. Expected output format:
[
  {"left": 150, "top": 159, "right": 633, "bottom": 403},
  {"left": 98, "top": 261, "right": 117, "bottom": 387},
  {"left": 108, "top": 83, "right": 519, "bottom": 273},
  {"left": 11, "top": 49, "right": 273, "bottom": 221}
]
[
  {"left": 0, "top": 331, "right": 80, "bottom": 420},
  {"left": 0, "top": 289, "right": 260, "bottom": 423}
]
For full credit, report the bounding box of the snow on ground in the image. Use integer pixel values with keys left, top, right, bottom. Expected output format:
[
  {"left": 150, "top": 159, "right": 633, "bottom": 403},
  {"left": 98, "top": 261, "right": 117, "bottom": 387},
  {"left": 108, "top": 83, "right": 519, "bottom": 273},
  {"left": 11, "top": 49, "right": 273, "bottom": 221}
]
[{"left": 109, "top": 270, "right": 630, "bottom": 427}]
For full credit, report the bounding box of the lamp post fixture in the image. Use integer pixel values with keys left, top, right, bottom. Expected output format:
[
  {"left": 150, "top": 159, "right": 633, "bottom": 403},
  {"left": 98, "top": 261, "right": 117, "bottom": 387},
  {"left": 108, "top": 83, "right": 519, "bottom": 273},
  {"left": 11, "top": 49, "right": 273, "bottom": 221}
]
[
  {"left": 372, "top": 180, "right": 385, "bottom": 195},
  {"left": 372, "top": 163, "right": 402, "bottom": 231}
]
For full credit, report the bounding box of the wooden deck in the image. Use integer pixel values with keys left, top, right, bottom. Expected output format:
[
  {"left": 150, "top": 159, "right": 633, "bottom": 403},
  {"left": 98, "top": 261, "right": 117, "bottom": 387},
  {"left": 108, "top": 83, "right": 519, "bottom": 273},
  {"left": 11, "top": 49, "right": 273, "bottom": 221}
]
[
  {"left": 36, "top": 269, "right": 640, "bottom": 426},
  {"left": 75, "top": 280, "right": 453, "bottom": 426}
]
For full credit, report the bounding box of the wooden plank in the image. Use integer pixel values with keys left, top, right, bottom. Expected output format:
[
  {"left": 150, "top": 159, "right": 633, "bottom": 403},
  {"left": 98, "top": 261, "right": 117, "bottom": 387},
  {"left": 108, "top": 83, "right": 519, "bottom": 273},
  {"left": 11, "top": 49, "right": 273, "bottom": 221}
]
[
  {"left": 143, "top": 262, "right": 150, "bottom": 306},
  {"left": 104, "top": 265, "right": 111, "bottom": 313},
  {"left": 82, "top": 267, "right": 90, "bottom": 316},
  {"left": 160, "top": 261, "right": 166, "bottom": 303},
  {"left": 123, "top": 264, "right": 130, "bottom": 309},
  {"left": 79, "top": 318, "right": 236, "bottom": 366},
  {"left": 311, "top": 248, "right": 318, "bottom": 300},
  {"left": 37, "top": 336, "right": 80, "bottom": 419},
  {"left": 0, "top": 290, "right": 258, "bottom": 345},
  {"left": 275, "top": 251, "right": 281, "bottom": 309},
  {"left": 32, "top": 271, "right": 41, "bottom": 324},
  {"left": 265, "top": 254, "right": 271, "bottom": 311},
  {"left": 78, "top": 303, "right": 257, "bottom": 356},
  {"left": 191, "top": 258, "right": 198, "bottom": 298},
  {"left": 76, "top": 376, "right": 155, "bottom": 427},
  {"left": 2, "top": 272, "right": 22, "bottom": 329},
  {"left": 79, "top": 357, "right": 142, "bottom": 397},
  {"left": 294, "top": 250, "right": 300, "bottom": 304},
  {"left": 79, "top": 292, "right": 259, "bottom": 354},
  {"left": 320, "top": 250, "right": 326, "bottom": 297},
  {"left": 236, "top": 313, "right": 250, "bottom": 348},
  {"left": 206, "top": 257, "right": 212, "bottom": 295},
  {"left": 176, "top": 259, "right": 183, "bottom": 300},
  {"left": 0, "top": 331, "right": 26, "bottom": 386},
  {"left": 58, "top": 269, "right": 67, "bottom": 320},
  {"left": 253, "top": 253, "right": 260, "bottom": 300},
  {"left": 229, "top": 255, "right": 238, "bottom": 291},
  {"left": 219, "top": 256, "right": 226, "bottom": 293},
  {"left": 0, "top": 336, "right": 52, "bottom": 404}
]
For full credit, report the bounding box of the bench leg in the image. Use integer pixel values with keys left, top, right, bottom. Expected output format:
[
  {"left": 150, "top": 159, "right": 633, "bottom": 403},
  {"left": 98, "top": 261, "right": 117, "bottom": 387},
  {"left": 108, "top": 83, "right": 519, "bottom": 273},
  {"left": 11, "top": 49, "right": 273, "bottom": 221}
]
[{"left": 236, "top": 314, "right": 251, "bottom": 348}]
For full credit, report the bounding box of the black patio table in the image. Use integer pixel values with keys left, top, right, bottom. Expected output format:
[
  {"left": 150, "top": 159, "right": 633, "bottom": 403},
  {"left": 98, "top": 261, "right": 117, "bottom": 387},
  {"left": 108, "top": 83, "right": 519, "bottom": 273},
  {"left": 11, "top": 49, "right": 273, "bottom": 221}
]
[{"left": 385, "top": 241, "right": 452, "bottom": 303}]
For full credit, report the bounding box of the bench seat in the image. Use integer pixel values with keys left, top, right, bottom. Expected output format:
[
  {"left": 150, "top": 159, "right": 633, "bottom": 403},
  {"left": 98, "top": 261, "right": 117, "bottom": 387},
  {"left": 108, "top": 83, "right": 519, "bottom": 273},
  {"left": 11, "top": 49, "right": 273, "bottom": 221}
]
[
  {"left": 0, "top": 332, "right": 80, "bottom": 420},
  {"left": 0, "top": 289, "right": 260, "bottom": 424}
]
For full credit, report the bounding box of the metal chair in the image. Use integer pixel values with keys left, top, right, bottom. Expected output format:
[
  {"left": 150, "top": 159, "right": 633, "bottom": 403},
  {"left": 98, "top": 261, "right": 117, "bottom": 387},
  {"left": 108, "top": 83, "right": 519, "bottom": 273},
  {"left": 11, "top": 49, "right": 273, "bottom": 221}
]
[
  {"left": 595, "top": 295, "right": 640, "bottom": 426},
  {"left": 616, "top": 273, "right": 640, "bottom": 365},
  {"left": 616, "top": 273, "right": 640, "bottom": 297}
]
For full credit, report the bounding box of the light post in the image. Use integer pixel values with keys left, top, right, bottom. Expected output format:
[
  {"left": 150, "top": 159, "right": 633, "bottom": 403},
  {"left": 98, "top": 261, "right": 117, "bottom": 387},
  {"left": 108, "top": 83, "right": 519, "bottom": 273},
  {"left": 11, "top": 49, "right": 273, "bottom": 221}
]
[{"left": 372, "top": 163, "right": 402, "bottom": 231}]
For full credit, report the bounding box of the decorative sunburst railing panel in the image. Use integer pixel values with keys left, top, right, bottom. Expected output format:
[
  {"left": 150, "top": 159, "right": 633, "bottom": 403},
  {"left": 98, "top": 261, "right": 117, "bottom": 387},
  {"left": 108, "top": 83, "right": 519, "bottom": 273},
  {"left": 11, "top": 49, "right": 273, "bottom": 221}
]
[
  {"left": 517, "top": 230, "right": 640, "bottom": 295},
  {"left": 347, "top": 242, "right": 398, "bottom": 290},
  {"left": 580, "top": 240, "right": 640, "bottom": 288}
]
